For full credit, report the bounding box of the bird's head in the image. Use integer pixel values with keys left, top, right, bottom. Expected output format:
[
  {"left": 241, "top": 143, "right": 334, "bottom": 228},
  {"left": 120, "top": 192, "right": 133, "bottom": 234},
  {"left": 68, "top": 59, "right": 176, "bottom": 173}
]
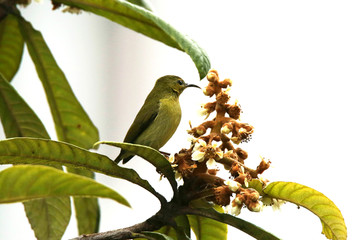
[{"left": 156, "top": 75, "right": 200, "bottom": 96}]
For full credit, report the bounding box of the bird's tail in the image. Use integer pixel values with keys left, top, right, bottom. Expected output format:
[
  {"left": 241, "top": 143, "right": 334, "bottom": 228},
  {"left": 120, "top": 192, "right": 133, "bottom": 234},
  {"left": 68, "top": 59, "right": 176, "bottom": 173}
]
[{"left": 114, "top": 150, "right": 134, "bottom": 164}]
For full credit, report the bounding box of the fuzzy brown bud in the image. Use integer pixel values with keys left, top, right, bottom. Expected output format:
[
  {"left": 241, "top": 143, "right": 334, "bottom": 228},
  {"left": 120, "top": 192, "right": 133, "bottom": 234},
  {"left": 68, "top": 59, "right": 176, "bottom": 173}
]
[
  {"left": 227, "top": 104, "right": 241, "bottom": 119},
  {"left": 213, "top": 185, "right": 232, "bottom": 206},
  {"left": 207, "top": 69, "right": 219, "bottom": 83},
  {"left": 219, "top": 78, "right": 232, "bottom": 88},
  {"left": 216, "top": 91, "right": 230, "bottom": 105}
]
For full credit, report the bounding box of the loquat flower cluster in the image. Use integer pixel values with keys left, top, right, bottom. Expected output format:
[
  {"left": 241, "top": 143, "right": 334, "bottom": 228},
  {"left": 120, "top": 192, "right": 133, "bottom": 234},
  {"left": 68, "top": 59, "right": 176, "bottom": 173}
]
[{"left": 169, "top": 69, "right": 281, "bottom": 215}]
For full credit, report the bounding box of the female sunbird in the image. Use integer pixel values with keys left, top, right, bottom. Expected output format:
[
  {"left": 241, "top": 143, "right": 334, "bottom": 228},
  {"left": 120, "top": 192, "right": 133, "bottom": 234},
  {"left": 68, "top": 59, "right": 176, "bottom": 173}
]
[{"left": 115, "top": 75, "right": 200, "bottom": 164}]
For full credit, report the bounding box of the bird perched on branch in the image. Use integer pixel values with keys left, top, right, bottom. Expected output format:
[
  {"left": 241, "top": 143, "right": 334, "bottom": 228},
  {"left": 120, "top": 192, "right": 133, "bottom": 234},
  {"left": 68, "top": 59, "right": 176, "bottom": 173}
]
[{"left": 115, "top": 75, "right": 200, "bottom": 164}]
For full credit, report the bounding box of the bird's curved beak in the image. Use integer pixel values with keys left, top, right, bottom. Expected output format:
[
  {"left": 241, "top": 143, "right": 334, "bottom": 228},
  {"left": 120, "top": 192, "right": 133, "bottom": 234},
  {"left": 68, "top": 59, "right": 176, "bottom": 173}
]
[{"left": 185, "top": 83, "right": 201, "bottom": 89}]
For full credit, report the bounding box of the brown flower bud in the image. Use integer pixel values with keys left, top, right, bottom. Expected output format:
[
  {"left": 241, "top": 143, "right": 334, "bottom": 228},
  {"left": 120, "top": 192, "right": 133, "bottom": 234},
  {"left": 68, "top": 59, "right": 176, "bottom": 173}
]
[
  {"left": 227, "top": 104, "right": 241, "bottom": 119},
  {"left": 213, "top": 185, "right": 232, "bottom": 206},
  {"left": 207, "top": 69, "right": 219, "bottom": 83}
]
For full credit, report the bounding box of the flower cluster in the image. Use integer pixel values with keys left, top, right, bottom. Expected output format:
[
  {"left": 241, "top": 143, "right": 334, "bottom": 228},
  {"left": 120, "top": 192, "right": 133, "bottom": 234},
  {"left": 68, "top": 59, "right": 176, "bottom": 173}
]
[{"left": 170, "top": 69, "right": 278, "bottom": 215}]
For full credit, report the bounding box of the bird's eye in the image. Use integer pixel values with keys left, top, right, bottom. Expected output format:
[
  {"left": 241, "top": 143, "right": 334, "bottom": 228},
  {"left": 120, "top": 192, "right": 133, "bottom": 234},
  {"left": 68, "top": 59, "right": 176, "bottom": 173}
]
[{"left": 177, "top": 80, "right": 184, "bottom": 85}]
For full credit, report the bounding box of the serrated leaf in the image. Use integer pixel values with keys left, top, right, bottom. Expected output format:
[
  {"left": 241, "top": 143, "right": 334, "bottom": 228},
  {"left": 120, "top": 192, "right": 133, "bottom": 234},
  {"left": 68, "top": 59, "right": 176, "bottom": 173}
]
[
  {"left": 263, "top": 181, "right": 347, "bottom": 240},
  {"left": 0, "top": 165, "right": 130, "bottom": 206},
  {"left": 0, "top": 73, "right": 50, "bottom": 138},
  {"left": 68, "top": 168, "right": 100, "bottom": 235},
  {"left": 55, "top": 0, "right": 210, "bottom": 79},
  {"left": 187, "top": 208, "right": 280, "bottom": 240},
  {"left": 24, "top": 196, "right": 71, "bottom": 240},
  {"left": 188, "top": 205, "right": 227, "bottom": 240},
  {"left": 17, "top": 17, "right": 99, "bottom": 149},
  {"left": 0, "top": 14, "right": 24, "bottom": 81},
  {"left": 0, "top": 137, "right": 166, "bottom": 203},
  {"left": 95, "top": 141, "right": 178, "bottom": 197}
]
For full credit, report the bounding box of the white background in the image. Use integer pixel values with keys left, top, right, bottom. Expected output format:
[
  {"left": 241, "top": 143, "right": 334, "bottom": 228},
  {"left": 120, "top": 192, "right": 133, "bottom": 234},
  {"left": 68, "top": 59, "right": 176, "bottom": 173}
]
[{"left": 0, "top": 0, "right": 359, "bottom": 239}]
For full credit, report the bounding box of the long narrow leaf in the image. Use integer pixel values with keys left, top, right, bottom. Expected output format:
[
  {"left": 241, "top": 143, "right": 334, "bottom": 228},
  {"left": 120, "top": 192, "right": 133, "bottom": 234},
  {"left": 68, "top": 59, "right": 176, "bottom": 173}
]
[
  {"left": 0, "top": 165, "right": 129, "bottom": 206},
  {"left": 0, "top": 14, "right": 24, "bottom": 81},
  {"left": 263, "top": 181, "right": 347, "bottom": 240},
  {"left": 0, "top": 137, "right": 166, "bottom": 203},
  {"left": 157, "top": 215, "right": 191, "bottom": 240},
  {"left": 17, "top": 16, "right": 101, "bottom": 233},
  {"left": 23, "top": 197, "right": 71, "bottom": 240},
  {"left": 0, "top": 73, "right": 72, "bottom": 240},
  {"left": 55, "top": 0, "right": 210, "bottom": 79},
  {"left": 68, "top": 168, "right": 100, "bottom": 235},
  {"left": 185, "top": 207, "right": 280, "bottom": 240},
  {"left": 0, "top": 73, "right": 49, "bottom": 138},
  {"left": 95, "top": 141, "right": 177, "bottom": 197},
  {"left": 17, "top": 17, "right": 99, "bottom": 149}
]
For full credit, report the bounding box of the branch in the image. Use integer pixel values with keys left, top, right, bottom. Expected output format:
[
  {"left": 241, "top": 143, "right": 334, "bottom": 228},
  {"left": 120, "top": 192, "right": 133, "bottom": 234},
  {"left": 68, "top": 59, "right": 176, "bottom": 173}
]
[
  {"left": 71, "top": 202, "right": 180, "bottom": 240},
  {"left": 71, "top": 215, "right": 163, "bottom": 240}
]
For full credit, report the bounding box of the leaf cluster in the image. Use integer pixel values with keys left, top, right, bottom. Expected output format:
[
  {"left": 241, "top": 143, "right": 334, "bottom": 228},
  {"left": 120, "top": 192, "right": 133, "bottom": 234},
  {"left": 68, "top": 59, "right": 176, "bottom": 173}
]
[{"left": 0, "top": 1, "right": 347, "bottom": 240}]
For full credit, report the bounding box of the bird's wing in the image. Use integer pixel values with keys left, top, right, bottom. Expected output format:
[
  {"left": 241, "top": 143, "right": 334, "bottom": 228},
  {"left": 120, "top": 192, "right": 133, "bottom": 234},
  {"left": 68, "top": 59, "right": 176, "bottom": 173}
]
[
  {"left": 123, "top": 100, "right": 159, "bottom": 144},
  {"left": 115, "top": 100, "right": 159, "bottom": 163}
]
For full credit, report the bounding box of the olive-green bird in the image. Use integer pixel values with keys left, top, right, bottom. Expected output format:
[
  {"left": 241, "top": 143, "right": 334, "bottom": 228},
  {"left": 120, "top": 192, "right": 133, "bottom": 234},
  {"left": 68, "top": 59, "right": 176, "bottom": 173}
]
[{"left": 115, "top": 75, "right": 200, "bottom": 164}]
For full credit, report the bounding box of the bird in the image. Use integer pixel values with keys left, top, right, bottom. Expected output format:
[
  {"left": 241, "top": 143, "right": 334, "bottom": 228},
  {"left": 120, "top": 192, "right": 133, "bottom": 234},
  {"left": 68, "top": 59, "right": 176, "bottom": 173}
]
[{"left": 115, "top": 75, "right": 200, "bottom": 164}]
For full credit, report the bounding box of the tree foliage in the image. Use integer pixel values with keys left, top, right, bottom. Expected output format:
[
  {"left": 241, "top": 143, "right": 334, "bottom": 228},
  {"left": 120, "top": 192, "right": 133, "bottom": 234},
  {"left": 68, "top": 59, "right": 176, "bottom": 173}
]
[{"left": 0, "top": 1, "right": 346, "bottom": 239}]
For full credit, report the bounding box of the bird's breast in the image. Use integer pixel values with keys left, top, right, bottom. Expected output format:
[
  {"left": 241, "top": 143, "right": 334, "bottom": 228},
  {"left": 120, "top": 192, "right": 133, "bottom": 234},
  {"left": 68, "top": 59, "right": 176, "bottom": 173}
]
[{"left": 135, "top": 98, "right": 181, "bottom": 149}]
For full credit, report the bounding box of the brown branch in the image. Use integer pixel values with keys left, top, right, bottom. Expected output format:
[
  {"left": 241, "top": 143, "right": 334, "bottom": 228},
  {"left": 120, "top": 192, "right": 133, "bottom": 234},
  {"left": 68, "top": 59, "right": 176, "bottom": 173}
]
[
  {"left": 71, "top": 205, "right": 177, "bottom": 240},
  {"left": 71, "top": 218, "right": 162, "bottom": 240}
]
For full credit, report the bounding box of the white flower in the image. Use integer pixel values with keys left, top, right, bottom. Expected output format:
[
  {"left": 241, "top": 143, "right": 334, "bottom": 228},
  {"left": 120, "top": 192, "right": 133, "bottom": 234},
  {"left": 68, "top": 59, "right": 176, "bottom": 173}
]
[
  {"left": 187, "top": 135, "right": 196, "bottom": 143},
  {"left": 239, "top": 128, "right": 247, "bottom": 134},
  {"left": 243, "top": 178, "right": 249, "bottom": 188},
  {"left": 249, "top": 201, "right": 264, "bottom": 212},
  {"left": 168, "top": 154, "right": 175, "bottom": 163},
  {"left": 230, "top": 204, "right": 241, "bottom": 216},
  {"left": 211, "top": 142, "right": 223, "bottom": 159},
  {"left": 191, "top": 150, "right": 205, "bottom": 162},
  {"left": 198, "top": 107, "right": 209, "bottom": 117},
  {"left": 193, "top": 139, "right": 206, "bottom": 152},
  {"left": 206, "top": 158, "right": 217, "bottom": 168},
  {"left": 225, "top": 180, "right": 241, "bottom": 192},
  {"left": 234, "top": 196, "right": 243, "bottom": 205},
  {"left": 271, "top": 199, "right": 284, "bottom": 211}
]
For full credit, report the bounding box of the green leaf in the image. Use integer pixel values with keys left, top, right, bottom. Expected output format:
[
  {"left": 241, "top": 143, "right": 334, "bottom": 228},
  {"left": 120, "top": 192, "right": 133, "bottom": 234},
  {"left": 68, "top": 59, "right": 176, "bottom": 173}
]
[
  {"left": 54, "top": 0, "right": 210, "bottom": 79},
  {"left": 187, "top": 208, "right": 280, "bottom": 240},
  {"left": 157, "top": 215, "right": 191, "bottom": 240},
  {"left": 23, "top": 197, "right": 71, "bottom": 240},
  {"left": 0, "top": 137, "right": 166, "bottom": 203},
  {"left": 0, "top": 14, "right": 24, "bottom": 81},
  {"left": 126, "top": 0, "right": 153, "bottom": 11},
  {"left": 0, "top": 72, "right": 71, "bottom": 240},
  {"left": 188, "top": 205, "right": 227, "bottom": 240},
  {"left": 17, "top": 17, "right": 99, "bottom": 149},
  {"left": 68, "top": 168, "right": 100, "bottom": 235},
  {"left": 263, "top": 181, "right": 347, "bottom": 240},
  {"left": 0, "top": 165, "right": 130, "bottom": 206},
  {"left": 248, "top": 179, "right": 265, "bottom": 194},
  {"left": 0, "top": 73, "right": 50, "bottom": 138},
  {"left": 17, "top": 16, "right": 101, "bottom": 233},
  {"left": 95, "top": 141, "right": 177, "bottom": 197}
]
